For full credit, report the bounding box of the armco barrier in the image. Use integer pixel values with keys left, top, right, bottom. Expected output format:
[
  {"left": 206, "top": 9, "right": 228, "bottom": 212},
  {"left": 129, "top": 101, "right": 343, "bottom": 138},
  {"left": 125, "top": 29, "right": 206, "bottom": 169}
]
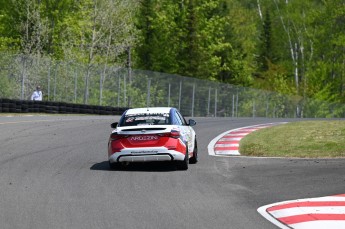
[{"left": 0, "top": 98, "right": 128, "bottom": 115}]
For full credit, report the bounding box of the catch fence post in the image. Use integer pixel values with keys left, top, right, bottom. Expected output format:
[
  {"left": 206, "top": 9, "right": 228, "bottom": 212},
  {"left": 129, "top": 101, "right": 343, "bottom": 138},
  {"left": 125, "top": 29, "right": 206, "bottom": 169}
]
[
  {"left": 232, "top": 94, "right": 235, "bottom": 117},
  {"left": 168, "top": 83, "right": 171, "bottom": 107},
  {"left": 192, "top": 83, "right": 195, "bottom": 117},
  {"left": 47, "top": 64, "right": 51, "bottom": 101},
  {"left": 74, "top": 67, "right": 78, "bottom": 103},
  {"left": 207, "top": 87, "right": 211, "bottom": 116},
  {"left": 214, "top": 89, "right": 218, "bottom": 117},
  {"left": 178, "top": 81, "right": 182, "bottom": 110},
  {"left": 147, "top": 78, "right": 151, "bottom": 107}
]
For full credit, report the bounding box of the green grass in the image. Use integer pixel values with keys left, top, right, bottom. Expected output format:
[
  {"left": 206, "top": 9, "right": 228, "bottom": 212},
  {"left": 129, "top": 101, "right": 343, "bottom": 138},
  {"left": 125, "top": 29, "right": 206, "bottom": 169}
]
[{"left": 239, "top": 121, "right": 345, "bottom": 158}]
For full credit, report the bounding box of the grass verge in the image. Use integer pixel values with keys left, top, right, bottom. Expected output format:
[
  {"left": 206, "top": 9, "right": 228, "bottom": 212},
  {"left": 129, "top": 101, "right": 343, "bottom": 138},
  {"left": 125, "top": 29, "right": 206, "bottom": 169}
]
[{"left": 239, "top": 121, "right": 345, "bottom": 158}]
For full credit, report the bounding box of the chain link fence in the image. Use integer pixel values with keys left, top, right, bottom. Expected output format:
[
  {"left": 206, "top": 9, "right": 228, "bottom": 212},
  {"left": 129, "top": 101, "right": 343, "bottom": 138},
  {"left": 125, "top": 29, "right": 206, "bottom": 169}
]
[{"left": 0, "top": 53, "right": 344, "bottom": 118}]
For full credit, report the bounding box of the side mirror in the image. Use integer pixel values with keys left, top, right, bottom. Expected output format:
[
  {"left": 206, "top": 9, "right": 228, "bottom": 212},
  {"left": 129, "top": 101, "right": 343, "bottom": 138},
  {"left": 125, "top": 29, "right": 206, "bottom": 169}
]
[
  {"left": 110, "top": 122, "right": 118, "bottom": 128},
  {"left": 188, "top": 119, "right": 196, "bottom": 126}
]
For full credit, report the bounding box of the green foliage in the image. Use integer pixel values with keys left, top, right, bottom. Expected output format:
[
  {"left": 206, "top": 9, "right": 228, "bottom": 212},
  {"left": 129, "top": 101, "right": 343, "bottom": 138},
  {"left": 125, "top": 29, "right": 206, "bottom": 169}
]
[
  {"left": 258, "top": 10, "right": 273, "bottom": 71},
  {"left": 0, "top": 37, "right": 20, "bottom": 52},
  {"left": 135, "top": 0, "right": 183, "bottom": 73},
  {"left": 0, "top": 73, "right": 15, "bottom": 98},
  {"left": 0, "top": 0, "right": 344, "bottom": 108}
]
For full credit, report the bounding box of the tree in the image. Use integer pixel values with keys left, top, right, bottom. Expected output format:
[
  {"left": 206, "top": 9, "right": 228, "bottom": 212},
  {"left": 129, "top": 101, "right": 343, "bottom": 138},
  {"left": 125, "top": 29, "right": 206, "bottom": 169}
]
[
  {"left": 180, "top": 0, "right": 201, "bottom": 78},
  {"left": 54, "top": 0, "right": 139, "bottom": 104},
  {"left": 135, "top": 0, "right": 156, "bottom": 71},
  {"left": 40, "top": 0, "right": 78, "bottom": 56},
  {"left": 258, "top": 10, "right": 273, "bottom": 71},
  {"left": 0, "top": 0, "right": 49, "bottom": 55},
  {"left": 309, "top": 0, "right": 345, "bottom": 103}
]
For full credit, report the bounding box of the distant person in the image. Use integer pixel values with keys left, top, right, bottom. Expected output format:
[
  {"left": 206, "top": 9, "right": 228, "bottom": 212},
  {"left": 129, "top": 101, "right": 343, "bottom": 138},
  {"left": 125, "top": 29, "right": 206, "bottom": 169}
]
[{"left": 31, "top": 86, "right": 43, "bottom": 101}]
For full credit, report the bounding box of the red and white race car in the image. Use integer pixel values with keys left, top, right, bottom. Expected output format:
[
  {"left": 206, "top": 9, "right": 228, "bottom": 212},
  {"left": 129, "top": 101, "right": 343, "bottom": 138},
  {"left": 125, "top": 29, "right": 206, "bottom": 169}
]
[{"left": 108, "top": 107, "right": 197, "bottom": 170}]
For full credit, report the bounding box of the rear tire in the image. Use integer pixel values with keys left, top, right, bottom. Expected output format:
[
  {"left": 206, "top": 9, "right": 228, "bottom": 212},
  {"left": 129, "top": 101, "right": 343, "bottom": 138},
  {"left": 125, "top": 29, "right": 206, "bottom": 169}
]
[
  {"left": 109, "top": 161, "right": 121, "bottom": 170},
  {"left": 189, "top": 140, "right": 198, "bottom": 164},
  {"left": 177, "top": 148, "right": 189, "bottom": 170}
]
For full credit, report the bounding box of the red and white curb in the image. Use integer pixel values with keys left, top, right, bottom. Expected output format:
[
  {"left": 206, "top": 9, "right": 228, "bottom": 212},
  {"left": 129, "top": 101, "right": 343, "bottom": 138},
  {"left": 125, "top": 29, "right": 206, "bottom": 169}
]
[
  {"left": 258, "top": 194, "right": 345, "bottom": 229},
  {"left": 208, "top": 122, "right": 287, "bottom": 156}
]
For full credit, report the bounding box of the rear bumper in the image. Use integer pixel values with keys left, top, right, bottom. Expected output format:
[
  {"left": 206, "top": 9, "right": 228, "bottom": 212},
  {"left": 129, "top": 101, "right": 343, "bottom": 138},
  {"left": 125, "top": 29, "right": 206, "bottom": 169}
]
[{"left": 109, "top": 147, "right": 185, "bottom": 163}]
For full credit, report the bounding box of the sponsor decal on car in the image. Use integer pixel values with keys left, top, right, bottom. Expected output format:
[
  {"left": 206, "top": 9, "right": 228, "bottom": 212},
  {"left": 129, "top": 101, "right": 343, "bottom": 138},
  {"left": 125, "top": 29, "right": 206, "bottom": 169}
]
[
  {"left": 131, "top": 150, "right": 159, "bottom": 155},
  {"left": 124, "top": 113, "right": 170, "bottom": 125},
  {"left": 126, "top": 113, "right": 169, "bottom": 117},
  {"left": 129, "top": 135, "right": 159, "bottom": 141}
]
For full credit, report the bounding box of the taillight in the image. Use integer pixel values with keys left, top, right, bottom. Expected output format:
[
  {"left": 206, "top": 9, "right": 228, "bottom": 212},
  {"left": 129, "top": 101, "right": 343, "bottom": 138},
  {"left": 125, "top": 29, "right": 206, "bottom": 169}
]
[
  {"left": 110, "top": 133, "right": 128, "bottom": 141},
  {"left": 170, "top": 129, "right": 181, "bottom": 139},
  {"left": 157, "top": 133, "right": 170, "bottom": 137},
  {"left": 157, "top": 130, "right": 180, "bottom": 139}
]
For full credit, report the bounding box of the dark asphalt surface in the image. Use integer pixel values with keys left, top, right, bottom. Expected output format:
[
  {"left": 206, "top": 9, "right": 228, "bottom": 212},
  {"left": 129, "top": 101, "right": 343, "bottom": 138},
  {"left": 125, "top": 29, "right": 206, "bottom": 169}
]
[{"left": 0, "top": 115, "right": 344, "bottom": 229}]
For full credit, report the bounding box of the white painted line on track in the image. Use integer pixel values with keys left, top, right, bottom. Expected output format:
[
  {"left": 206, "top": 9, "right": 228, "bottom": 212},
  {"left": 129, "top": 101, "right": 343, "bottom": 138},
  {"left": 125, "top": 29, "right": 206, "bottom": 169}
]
[
  {"left": 215, "top": 144, "right": 239, "bottom": 147},
  {"left": 215, "top": 150, "right": 241, "bottom": 155},
  {"left": 0, "top": 119, "right": 54, "bottom": 125},
  {"left": 219, "top": 137, "right": 242, "bottom": 141},
  {"left": 238, "top": 128, "right": 260, "bottom": 131},
  {"left": 258, "top": 194, "right": 345, "bottom": 229},
  {"left": 270, "top": 206, "right": 345, "bottom": 218},
  {"left": 226, "top": 133, "right": 250, "bottom": 136},
  {"left": 291, "top": 221, "right": 345, "bottom": 229},
  {"left": 0, "top": 117, "right": 88, "bottom": 125}
]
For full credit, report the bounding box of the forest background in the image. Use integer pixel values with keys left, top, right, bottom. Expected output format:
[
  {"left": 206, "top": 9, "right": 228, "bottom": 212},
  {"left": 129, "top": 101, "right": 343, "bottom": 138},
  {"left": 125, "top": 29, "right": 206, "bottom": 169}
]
[{"left": 0, "top": 0, "right": 344, "bottom": 110}]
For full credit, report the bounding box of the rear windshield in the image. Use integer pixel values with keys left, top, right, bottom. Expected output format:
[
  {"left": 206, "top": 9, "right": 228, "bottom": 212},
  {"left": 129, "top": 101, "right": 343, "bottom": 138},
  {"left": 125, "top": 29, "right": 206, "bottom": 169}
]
[{"left": 120, "top": 113, "right": 171, "bottom": 126}]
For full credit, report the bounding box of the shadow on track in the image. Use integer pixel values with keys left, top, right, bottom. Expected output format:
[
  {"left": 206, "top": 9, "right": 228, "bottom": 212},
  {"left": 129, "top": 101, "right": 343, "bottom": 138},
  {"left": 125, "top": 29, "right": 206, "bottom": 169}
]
[{"left": 90, "top": 161, "right": 180, "bottom": 172}]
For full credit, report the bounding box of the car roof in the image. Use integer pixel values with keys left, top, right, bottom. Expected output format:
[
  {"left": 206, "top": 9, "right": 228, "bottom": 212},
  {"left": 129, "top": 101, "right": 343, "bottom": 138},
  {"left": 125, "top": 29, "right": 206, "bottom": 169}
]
[{"left": 125, "top": 107, "right": 173, "bottom": 115}]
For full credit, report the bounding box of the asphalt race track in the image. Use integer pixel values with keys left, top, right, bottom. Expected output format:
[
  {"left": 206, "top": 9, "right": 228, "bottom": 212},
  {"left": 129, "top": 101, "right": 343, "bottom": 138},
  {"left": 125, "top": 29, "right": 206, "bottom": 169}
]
[{"left": 0, "top": 115, "right": 344, "bottom": 229}]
